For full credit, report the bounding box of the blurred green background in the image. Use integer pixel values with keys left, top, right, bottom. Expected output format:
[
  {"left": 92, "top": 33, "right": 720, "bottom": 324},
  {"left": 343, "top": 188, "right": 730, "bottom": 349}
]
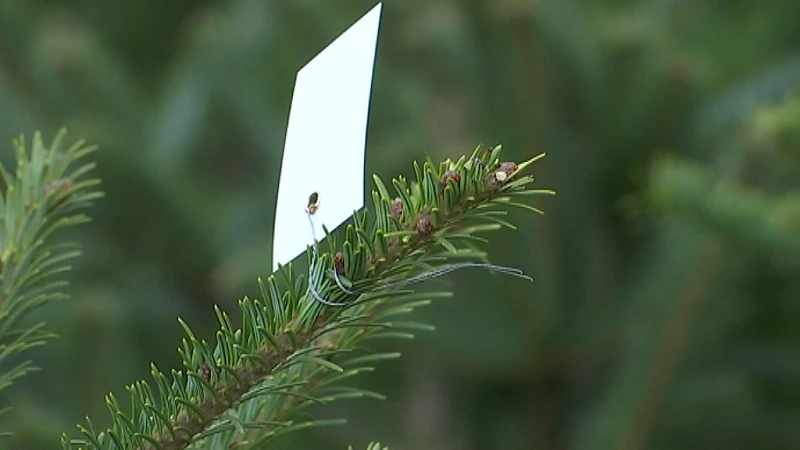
[{"left": 1, "top": 0, "right": 800, "bottom": 449}]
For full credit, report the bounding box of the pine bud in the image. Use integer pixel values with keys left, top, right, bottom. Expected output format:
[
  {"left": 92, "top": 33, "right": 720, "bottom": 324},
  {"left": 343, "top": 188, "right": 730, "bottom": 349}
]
[
  {"left": 390, "top": 199, "right": 403, "bottom": 219},
  {"left": 416, "top": 213, "right": 434, "bottom": 238},
  {"left": 484, "top": 172, "right": 503, "bottom": 191},
  {"left": 498, "top": 161, "right": 518, "bottom": 176},
  {"left": 484, "top": 161, "right": 518, "bottom": 191},
  {"left": 440, "top": 170, "right": 461, "bottom": 190},
  {"left": 334, "top": 252, "right": 345, "bottom": 275}
]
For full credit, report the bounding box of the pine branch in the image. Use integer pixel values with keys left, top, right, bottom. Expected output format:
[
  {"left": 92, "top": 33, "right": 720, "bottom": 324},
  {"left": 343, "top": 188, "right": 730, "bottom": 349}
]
[
  {"left": 61, "top": 144, "right": 554, "bottom": 450},
  {"left": 0, "top": 130, "right": 103, "bottom": 430}
]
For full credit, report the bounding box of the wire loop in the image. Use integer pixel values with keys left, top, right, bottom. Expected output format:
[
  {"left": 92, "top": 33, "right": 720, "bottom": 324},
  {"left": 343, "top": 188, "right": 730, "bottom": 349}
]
[{"left": 305, "top": 201, "right": 534, "bottom": 307}]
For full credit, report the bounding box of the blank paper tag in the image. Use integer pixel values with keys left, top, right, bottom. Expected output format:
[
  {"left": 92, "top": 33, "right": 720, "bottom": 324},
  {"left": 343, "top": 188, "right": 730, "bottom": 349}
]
[{"left": 272, "top": 3, "right": 382, "bottom": 271}]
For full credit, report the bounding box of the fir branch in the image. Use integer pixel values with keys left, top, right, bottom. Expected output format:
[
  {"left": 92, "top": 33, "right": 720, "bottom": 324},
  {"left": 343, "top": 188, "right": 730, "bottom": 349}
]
[
  {"left": 61, "top": 144, "right": 554, "bottom": 450},
  {"left": 0, "top": 130, "right": 103, "bottom": 428}
]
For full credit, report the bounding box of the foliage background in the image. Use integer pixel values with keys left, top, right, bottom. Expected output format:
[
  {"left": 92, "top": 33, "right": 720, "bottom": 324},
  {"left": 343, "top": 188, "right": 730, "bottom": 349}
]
[{"left": 1, "top": 0, "right": 799, "bottom": 449}]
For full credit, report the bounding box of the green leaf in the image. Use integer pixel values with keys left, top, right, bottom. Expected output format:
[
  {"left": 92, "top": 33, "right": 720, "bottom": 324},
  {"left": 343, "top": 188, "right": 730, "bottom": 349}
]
[
  {"left": 435, "top": 236, "right": 459, "bottom": 254},
  {"left": 294, "top": 355, "right": 345, "bottom": 373}
]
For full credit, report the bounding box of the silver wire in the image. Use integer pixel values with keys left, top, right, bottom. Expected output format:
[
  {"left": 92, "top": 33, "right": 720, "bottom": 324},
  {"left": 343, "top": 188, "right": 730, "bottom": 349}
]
[
  {"left": 333, "top": 257, "right": 532, "bottom": 293},
  {"left": 306, "top": 206, "right": 534, "bottom": 307}
]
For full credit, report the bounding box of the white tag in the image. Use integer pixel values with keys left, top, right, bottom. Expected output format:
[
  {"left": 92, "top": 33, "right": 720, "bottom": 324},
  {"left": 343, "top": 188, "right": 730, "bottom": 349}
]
[{"left": 272, "top": 3, "right": 383, "bottom": 271}]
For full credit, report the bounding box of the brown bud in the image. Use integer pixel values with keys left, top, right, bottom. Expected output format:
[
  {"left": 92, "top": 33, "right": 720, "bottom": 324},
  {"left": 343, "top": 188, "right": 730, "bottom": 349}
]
[
  {"left": 416, "top": 213, "right": 434, "bottom": 238},
  {"left": 201, "top": 362, "right": 211, "bottom": 382},
  {"left": 390, "top": 199, "right": 403, "bottom": 219},
  {"left": 484, "top": 161, "right": 518, "bottom": 191},
  {"left": 440, "top": 170, "right": 461, "bottom": 191},
  {"left": 484, "top": 172, "right": 503, "bottom": 191},
  {"left": 498, "top": 161, "right": 518, "bottom": 176},
  {"left": 334, "top": 252, "right": 345, "bottom": 275}
]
